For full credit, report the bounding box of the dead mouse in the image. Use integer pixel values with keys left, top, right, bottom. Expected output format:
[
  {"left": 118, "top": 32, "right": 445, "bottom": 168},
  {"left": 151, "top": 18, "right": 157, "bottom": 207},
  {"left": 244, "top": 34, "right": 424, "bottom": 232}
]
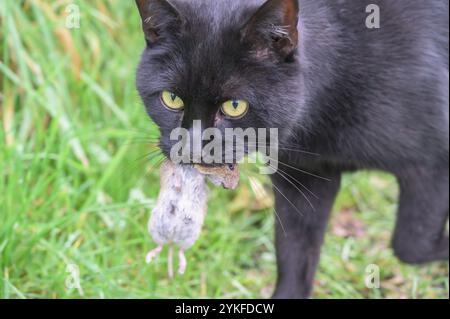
[{"left": 146, "top": 161, "right": 240, "bottom": 277}]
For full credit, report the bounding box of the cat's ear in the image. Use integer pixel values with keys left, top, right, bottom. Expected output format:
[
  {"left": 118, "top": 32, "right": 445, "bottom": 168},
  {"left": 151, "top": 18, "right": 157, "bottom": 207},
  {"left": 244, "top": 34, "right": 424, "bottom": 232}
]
[
  {"left": 135, "top": 0, "right": 182, "bottom": 45},
  {"left": 242, "top": 0, "right": 299, "bottom": 61}
]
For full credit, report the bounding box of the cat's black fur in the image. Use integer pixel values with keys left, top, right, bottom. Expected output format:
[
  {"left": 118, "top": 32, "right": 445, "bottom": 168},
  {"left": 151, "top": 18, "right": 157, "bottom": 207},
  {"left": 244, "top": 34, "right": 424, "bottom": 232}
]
[{"left": 135, "top": 0, "right": 449, "bottom": 298}]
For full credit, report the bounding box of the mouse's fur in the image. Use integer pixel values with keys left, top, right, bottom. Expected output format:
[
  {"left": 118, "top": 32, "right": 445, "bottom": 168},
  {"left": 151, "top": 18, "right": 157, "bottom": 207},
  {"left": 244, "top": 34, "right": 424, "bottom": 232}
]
[
  {"left": 146, "top": 161, "right": 240, "bottom": 277},
  {"left": 149, "top": 161, "right": 207, "bottom": 250}
]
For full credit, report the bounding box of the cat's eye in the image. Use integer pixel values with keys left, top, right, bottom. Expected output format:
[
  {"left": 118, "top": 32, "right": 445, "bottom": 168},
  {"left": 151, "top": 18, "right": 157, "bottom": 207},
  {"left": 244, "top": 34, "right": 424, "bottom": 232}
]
[
  {"left": 221, "top": 99, "right": 249, "bottom": 119},
  {"left": 161, "top": 90, "right": 184, "bottom": 111}
]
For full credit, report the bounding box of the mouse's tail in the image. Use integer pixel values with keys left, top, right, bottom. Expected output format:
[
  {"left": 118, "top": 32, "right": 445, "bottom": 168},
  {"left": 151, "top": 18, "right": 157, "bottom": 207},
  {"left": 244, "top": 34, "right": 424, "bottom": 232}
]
[{"left": 167, "top": 244, "right": 174, "bottom": 279}]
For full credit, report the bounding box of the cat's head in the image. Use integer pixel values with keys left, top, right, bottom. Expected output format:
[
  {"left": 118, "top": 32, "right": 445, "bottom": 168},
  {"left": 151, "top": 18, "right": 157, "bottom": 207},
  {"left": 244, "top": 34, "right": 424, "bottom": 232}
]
[{"left": 135, "top": 0, "right": 301, "bottom": 164}]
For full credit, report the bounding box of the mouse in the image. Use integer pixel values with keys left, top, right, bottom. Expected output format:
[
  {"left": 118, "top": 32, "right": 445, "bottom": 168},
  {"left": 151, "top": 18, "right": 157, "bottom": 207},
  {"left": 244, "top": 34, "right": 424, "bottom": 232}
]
[
  {"left": 146, "top": 161, "right": 240, "bottom": 277},
  {"left": 146, "top": 160, "right": 208, "bottom": 277}
]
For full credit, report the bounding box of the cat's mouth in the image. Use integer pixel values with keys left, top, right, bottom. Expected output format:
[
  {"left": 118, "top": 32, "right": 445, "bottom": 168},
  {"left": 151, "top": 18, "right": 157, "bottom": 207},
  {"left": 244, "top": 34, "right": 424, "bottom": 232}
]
[
  {"left": 196, "top": 163, "right": 237, "bottom": 171},
  {"left": 194, "top": 164, "right": 240, "bottom": 190}
]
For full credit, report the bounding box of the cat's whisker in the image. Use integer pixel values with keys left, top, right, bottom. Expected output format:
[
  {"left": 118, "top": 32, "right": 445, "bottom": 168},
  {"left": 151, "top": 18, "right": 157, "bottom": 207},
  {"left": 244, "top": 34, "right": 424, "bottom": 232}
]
[
  {"left": 126, "top": 137, "right": 160, "bottom": 141},
  {"left": 242, "top": 163, "right": 309, "bottom": 217},
  {"left": 144, "top": 156, "right": 166, "bottom": 178},
  {"left": 134, "top": 149, "right": 164, "bottom": 164},
  {"left": 268, "top": 158, "right": 331, "bottom": 182},
  {"left": 125, "top": 136, "right": 160, "bottom": 142},
  {"left": 269, "top": 164, "right": 320, "bottom": 200},
  {"left": 277, "top": 147, "right": 319, "bottom": 156},
  {"left": 124, "top": 134, "right": 160, "bottom": 141},
  {"left": 267, "top": 163, "right": 316, "bottom": 212},
  {"left": 239, "top": 156, "right": 319, "bottom": 203},
  {"left": 121, "top": 150, "right": 164, "bottom": 176},
  {"left": 121, "top": 148, "right": 164, "bottom": 173},
  {"left": 124, "top": 140, "right": 160, "bottom": 147},
  {"left": 247, "top": 175, "right": 288, "bottom": 237},
  {"left": 221, "top": 146, "right": 329, "bottom": 182},
  {"left": 234, "top": 142, "right": 320, "bottom": 156},
  {"left": 273, "top": 207, "right": 288, "bottom": 237},
  {"left": 271, "top": 182, "right": 304, "bottom": 217},
  {"left": 124, "top": 127, "right": 159, "bottom": 135}
]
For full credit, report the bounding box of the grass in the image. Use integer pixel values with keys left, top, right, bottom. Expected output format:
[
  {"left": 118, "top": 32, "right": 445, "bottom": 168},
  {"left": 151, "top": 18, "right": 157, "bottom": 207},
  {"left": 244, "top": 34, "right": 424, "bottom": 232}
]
[{"left": 0, "top": 0, "right": 448, "bottom": 299}]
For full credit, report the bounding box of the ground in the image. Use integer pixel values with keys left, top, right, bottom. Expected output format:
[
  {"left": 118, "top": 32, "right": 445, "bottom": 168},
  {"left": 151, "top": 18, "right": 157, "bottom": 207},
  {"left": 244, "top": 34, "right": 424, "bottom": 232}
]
[{"left": 0, "top": 0, "right": 448, "bottom": 299}]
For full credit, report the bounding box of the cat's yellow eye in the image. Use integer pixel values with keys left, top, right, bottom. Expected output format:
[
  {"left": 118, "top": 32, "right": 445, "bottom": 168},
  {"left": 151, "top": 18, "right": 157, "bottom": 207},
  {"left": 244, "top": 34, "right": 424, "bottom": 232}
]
[
  {"left": 161, "top": 90, "right": 184, "bottom": 110},
  {"left": 221, "top": 99, "right": 249, "bottom": 119}
]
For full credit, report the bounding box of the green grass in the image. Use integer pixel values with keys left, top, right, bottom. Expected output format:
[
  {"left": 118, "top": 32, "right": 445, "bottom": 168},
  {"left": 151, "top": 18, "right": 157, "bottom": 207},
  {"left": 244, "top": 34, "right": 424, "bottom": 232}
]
[{"left": 0, "top": 0, "right": 448, "bottom": 299}]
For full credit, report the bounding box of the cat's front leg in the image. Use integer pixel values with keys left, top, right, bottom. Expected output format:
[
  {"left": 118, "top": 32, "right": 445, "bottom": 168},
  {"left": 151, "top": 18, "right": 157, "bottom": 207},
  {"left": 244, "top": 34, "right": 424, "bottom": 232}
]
[
  {"left": 392, "top": 166, "right": 449, "bottom": 264},
  {"left": 270, "top": 165, "right": 341, "bottom": 299}
]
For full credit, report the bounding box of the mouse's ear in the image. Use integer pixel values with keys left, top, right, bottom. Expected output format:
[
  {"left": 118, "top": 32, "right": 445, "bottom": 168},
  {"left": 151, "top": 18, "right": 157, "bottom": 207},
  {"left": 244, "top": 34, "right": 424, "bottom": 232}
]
[
  {"left": 241, "top": 0, "right": 299, "bottom": 61},
  {"left": 135, "top": 0, "right": 182, "bottom": 46}
]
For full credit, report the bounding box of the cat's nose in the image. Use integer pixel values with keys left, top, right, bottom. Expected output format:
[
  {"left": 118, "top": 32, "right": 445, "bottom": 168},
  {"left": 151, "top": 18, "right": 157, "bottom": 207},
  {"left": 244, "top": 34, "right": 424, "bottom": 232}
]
[
  {"left": 174, "top": 111, "right": 222, "bottom": 164},
  {"left": 170, "top": 125, "right": 223, "bottom": 165}
]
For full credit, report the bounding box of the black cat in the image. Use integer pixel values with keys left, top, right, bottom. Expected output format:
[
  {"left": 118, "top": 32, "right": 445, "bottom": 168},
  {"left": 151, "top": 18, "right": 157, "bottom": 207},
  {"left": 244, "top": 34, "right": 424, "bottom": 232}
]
[{"left": 135, "top": 0, "right": 449, "bottom": 298}]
